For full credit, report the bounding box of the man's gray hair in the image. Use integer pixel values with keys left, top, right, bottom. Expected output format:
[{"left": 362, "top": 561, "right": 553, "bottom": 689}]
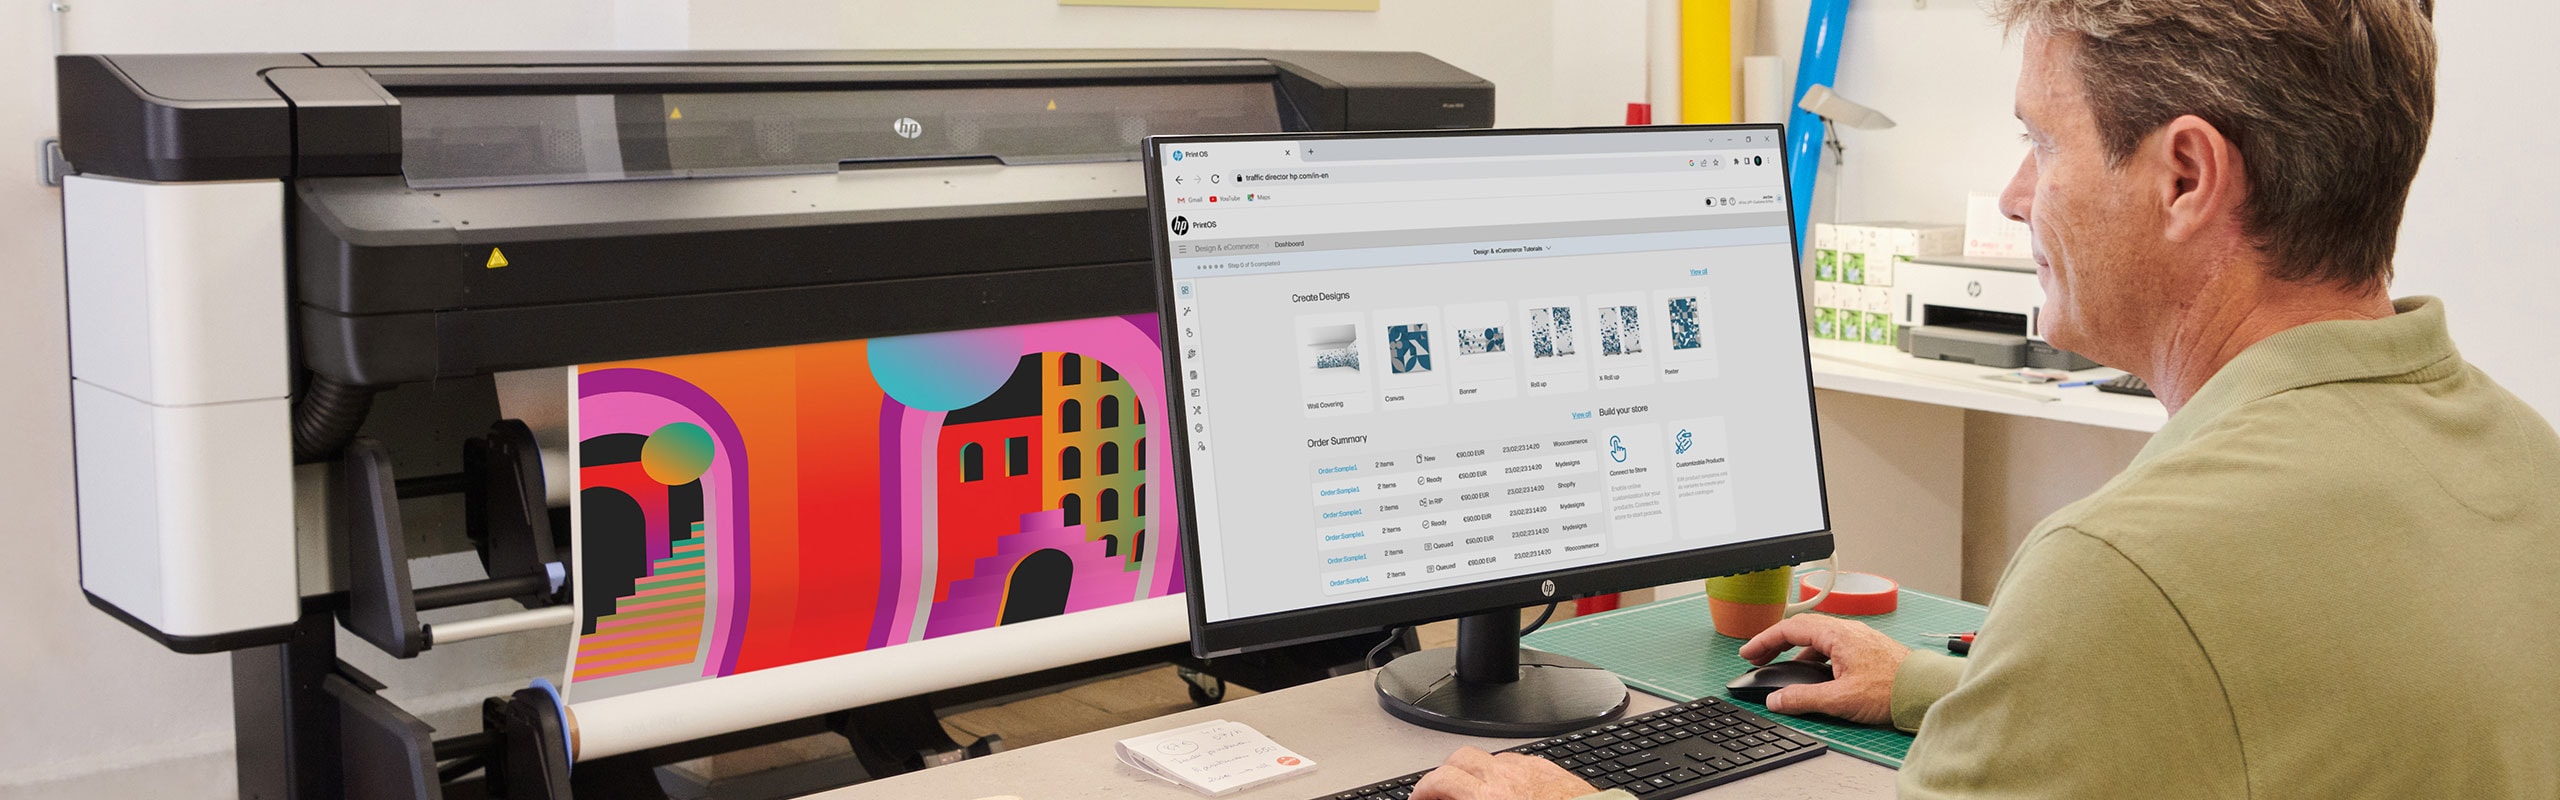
[{"left": 1991, "top": 0, "right": 2436, "bottom": 292}]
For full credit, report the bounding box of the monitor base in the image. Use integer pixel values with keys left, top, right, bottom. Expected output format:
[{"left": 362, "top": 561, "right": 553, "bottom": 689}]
[{"left": 1374, "top": 646, "right": 1630, "bottom": 738}]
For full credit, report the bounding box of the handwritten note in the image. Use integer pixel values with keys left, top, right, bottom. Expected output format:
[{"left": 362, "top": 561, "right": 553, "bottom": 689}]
[{"left": 1114, "top": 719, "right": 1316, "bottom": 796}]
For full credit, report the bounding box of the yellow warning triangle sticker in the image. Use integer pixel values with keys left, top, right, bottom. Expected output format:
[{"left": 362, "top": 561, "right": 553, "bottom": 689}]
[
  {"left": 486, "top": 248, "right": 510, "bottom": 269},
  {"left": 669, "top": 107, "right": 683, "bottom": 120},
  {"left": 1046, "top": 99, "right": 1058, "bottom": 111}
]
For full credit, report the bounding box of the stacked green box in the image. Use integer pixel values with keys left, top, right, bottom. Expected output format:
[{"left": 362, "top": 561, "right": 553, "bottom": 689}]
[
  {"left": 1810, "top": 224, "right": 1842, "bottom": 340},
  {"left": 1811, "top": 221, "right": 1962, "bottom": 347}
]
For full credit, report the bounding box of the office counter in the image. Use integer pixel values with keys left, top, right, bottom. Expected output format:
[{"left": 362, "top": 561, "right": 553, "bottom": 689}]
[{"left": 810, "top": 670, "right": 1895, "bottom": 800}]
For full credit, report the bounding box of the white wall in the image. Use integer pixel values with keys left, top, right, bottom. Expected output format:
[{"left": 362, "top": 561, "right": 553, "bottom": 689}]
[
  {"left": 1760, "top": 1, "right": 2024, "bottom": 227},
  {"left": 1752, "top": 0, "right": 2560, "bottom": 604},
  {"left": 1750, "top": 0, "right": 2148, "bottom": 604},
  {"left": 2395, "top": 2, "right": 2560, "bottom": 423},
  {"left": 1, "top": 2, "right": 1647, "bottom": 795}
]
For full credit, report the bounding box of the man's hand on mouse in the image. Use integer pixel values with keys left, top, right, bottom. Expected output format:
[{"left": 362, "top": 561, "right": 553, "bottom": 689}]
[
  {"left": 1409, "top": 747, "right": 1599, "bottom": 800},
  {"left": 1735, "top": 614, "right": 1908, "bottom": 725}
]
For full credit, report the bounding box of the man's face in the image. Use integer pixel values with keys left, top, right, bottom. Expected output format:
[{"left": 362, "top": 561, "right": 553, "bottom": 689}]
[{"left": 1999, "top": 33, "right": 2178, "bottom": 365}]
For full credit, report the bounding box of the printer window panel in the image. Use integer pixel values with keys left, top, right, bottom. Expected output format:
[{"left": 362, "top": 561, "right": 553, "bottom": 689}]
[{"left": 401, "top": 82, "right": 1283, "bottom": 188}]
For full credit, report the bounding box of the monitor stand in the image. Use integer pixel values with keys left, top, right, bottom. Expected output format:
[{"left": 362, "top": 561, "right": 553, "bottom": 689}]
[{"left": 1374, "top": 608, "right": 1630, "bottom": 737}]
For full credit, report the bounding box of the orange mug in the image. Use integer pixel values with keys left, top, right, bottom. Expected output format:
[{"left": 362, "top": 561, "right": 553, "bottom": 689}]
[{"left": 1705, "top": 558, "right": 1837, "bottom": 639}]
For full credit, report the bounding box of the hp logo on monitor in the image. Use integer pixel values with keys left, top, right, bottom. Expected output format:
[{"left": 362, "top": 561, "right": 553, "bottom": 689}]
[
  {"left": 892, "top": 117, "right": 924, "bottom": 139},
  {"left": 1170, "top": 216, "right": 1192, "bottom": 236},
  {"left": 1172, "top": 150, "right": 1185, "bottom": 161},
  {"left": 1540, "top": 580, "right": 1556, "bottom": 598}
]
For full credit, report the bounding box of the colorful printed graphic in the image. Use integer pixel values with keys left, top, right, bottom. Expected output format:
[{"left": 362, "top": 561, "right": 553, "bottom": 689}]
[{"left": 569, "top": 315, "right": 1178, "bottom": 698}]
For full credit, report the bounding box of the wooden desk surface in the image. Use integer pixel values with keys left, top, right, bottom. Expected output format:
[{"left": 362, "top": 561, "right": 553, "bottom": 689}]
[{"left": 807, "top": 670, "right": 1895, "bottom": 799}]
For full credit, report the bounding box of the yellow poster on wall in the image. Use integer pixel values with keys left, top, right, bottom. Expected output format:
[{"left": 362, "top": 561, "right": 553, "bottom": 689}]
[{"left": 1060, "top": 0, "right": 1378, "bottom": 9}]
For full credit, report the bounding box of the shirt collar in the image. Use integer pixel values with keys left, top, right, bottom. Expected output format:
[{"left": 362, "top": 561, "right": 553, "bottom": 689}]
[{"left": 2134, "top": 295, "right": 2461, "bottom": 461}]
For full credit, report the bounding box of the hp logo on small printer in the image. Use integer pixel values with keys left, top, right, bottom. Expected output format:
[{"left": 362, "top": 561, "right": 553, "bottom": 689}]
[{"left": 893, "top": 117, "right": 923, "bottom": 139}]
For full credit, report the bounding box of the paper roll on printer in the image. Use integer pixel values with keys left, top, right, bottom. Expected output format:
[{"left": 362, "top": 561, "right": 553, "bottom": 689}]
[
  {"left": 495, "top": 367, "right": 574, "bottom": 509},
  {"left": 1890, "top": 256, "right": 2100, "bottom": 371}
]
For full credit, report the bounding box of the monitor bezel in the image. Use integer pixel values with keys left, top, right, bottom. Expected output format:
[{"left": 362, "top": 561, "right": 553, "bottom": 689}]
[{"left": 1144, "top": 124, "right": 1834, "bottom": 658}]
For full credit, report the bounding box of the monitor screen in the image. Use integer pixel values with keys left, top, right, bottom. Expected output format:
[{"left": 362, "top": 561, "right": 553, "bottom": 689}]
[{"left": 1150, "top": 126, "right": 1829, "bottom": 656}]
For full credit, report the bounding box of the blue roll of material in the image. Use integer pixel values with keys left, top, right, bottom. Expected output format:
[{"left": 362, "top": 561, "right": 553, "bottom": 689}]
[{"left": 1786, "top": 0, "right": 1852, "bottom": 259}]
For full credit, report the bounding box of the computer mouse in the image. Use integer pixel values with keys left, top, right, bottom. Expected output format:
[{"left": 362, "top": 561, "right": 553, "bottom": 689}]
[{"left": 1725, "top": 659, "right": 1835, "bottom": 704}]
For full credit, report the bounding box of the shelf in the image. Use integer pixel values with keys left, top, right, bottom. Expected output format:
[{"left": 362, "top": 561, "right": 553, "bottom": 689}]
[{"left": 1804, "top": 338, "right": 2166, "bottom": 433}]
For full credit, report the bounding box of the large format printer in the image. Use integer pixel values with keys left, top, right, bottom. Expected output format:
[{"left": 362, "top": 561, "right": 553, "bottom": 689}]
[{"left": 55, "top": 49, "right": 1490, "bottom": 799}]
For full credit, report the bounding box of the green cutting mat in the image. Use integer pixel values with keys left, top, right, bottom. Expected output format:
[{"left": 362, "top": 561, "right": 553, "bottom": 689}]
[{"left": 1521, "top": 586, "right": 1987, "bottom": 768}]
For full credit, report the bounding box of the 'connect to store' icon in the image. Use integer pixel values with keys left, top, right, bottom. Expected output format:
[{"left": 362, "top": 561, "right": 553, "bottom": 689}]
[{"left": 1609, "top": 435, "right": 1628, "bottom": 463}]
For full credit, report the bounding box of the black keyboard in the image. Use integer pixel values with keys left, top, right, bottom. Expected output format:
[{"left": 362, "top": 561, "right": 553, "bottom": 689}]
[
  {"left": 2097, "top": 373, "right": 2155, "bottom": 398},
  {"left": 1310, "top": 697, "right": 1828, "bottom": 799}
]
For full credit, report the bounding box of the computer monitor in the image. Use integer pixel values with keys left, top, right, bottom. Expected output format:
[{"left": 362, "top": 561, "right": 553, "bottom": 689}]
[{"left": 1146, "top": 125, "right": 1832, "bottom": 737}]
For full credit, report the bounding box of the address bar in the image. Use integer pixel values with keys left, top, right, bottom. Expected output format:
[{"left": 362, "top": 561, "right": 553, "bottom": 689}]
[{"left": 1173, "top": 183, "right": 1784, "bottom": 242}]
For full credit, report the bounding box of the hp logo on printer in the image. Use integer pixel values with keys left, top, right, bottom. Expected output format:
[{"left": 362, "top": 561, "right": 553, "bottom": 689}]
[
  {"left": 892, "top": 117, "right": 923, "bottom": 139},
  {"left": 1170, "top": 216, "right": 1192, "bottom": 236}
]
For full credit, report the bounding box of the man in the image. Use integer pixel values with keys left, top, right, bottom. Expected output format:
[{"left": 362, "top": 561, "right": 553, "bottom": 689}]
[{"left": 1415, "top": 1, "right": 2560, "bottom": 798}]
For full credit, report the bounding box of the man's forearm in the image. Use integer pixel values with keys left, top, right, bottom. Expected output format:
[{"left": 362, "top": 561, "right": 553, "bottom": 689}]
[{"left": 1890, "top": 650, "right": 1966, "bottom": 733}]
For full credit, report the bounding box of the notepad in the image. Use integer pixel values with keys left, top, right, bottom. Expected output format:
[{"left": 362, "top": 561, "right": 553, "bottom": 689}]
[{"left": 1114, "top": 719, "right": 1316, "bottom": 796}]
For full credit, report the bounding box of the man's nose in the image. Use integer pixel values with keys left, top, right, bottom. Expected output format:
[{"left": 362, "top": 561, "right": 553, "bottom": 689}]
[{"left": 1998, "top": 152, "right": 2035, "bottom": 225}]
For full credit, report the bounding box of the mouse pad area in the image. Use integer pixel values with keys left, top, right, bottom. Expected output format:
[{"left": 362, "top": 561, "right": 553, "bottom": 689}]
[{"left": 1522, "top": 587, "right": 1987, "bottom": 768}]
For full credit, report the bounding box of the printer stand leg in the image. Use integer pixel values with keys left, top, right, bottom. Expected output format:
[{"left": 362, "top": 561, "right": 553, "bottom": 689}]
[
  {"left": 234, "top": 598, "right": 342, "bottom": 800},
  {"left": 829, "top": 698, "right": 968, "bottom": 780}
]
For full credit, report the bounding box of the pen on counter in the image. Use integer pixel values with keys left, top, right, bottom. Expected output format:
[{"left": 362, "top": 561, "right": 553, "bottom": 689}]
[
  {"left": 2055, "top": 378, "right": 2105, "bottom": 388},
  {"left": 1923, "top": 632, "right": 1977, "bottom": 654}
]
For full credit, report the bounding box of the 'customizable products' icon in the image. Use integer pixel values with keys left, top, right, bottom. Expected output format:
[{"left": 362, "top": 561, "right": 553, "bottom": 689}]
[{"left": 1675, "top": 429, "right": 1694, "bottom": 455}]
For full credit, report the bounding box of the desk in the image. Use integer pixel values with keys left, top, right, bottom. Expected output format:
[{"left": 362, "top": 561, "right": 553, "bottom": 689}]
[{"left": 809, "top": 671, "right": 1895, "bottom": 799}]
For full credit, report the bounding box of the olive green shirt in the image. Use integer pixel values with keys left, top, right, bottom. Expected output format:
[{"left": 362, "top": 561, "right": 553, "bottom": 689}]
[
  {"left": 1572, "top": 297, "right": 2560, "bottom": 800},
  {"left": 1891, "top": 297, "right": 2560, "bottom": 797}
]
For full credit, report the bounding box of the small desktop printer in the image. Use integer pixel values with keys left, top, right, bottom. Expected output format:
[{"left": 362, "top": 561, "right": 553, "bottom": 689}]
[{"left": 1889, "top": 256, "right": 2099, "bottom": 370}]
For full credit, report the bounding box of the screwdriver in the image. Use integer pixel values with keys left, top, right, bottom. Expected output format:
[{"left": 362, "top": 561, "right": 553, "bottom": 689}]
[{"left": 1923, "top": 632, "right": 1976, "bottom": 654}]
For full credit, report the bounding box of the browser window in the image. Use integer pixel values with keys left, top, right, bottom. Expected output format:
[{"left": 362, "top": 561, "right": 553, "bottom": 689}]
[{"left": 1160, "top": 130, "right": 1823, "bottom": 623}]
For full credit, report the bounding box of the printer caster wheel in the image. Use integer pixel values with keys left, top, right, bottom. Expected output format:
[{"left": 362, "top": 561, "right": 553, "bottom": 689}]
[{"left": 1179, "top": 667, "right": 1227, "bottom": 706}]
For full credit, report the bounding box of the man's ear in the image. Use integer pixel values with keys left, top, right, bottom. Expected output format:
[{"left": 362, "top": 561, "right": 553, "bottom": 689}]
[{"left": 2155, "top": 114, "right": 2242, "bottom": 244}]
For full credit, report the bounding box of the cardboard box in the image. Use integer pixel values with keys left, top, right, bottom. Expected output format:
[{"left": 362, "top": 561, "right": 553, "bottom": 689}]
[
  {"left": 1812, "top": 223, "right": 1841, "bottom": 283},
  {"left": 1811, "top": 281, "right": 1841, "bottom": 340},
  {"left": 1861, "top": 286, "right": 1896, "bottom": 347},
  {"left": 1821, "top": 221, "right": 1960, "bottom": 345},
  {"left": 1854, "top": 222, "right": 1961, "bottom": 288}
]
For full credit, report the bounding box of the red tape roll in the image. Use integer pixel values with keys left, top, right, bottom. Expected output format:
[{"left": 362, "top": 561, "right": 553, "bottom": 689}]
[{"left": 1798, "top": 570, "right": 1899, "bottom": 616}]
